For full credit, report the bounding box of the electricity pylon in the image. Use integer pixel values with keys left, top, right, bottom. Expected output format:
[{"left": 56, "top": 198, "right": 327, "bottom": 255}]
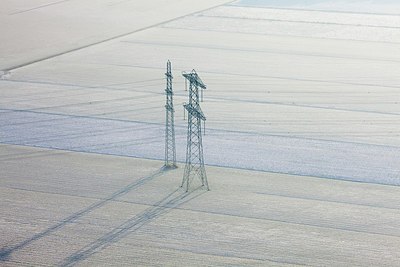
[
  {"left": 181, "top": 70, "right": 209, "bottom": 191},
  {"left": 164, "top": 60, "right": 176, "bottom": 168}
]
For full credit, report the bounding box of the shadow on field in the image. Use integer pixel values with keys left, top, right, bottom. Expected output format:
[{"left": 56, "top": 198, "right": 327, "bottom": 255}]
[
  {"left": 59, "top": 186, "right": 206, "bottom": 267},
  {"left": 0, "top": 166, "right": 171, "bottom": 262}
]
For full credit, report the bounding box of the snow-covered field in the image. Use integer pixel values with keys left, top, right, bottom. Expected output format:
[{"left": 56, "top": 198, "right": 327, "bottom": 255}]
[
  {"left": 2, "top": 144, "right": 400, "bottom": 266},
  {"left": 232, "top": 0, "right": 400, "bottom": 14},
  {"left": 1, "top": 107, "right": 399, "bottom": 185},
  {"left": 1, "top": 0, "right": 399, "bottom": 185},
  {"left": 1, "top": 0, "right": 400, "bottom": 265},
  {"left": 0, "top": 0, "right": 229, "bottom": 70}
]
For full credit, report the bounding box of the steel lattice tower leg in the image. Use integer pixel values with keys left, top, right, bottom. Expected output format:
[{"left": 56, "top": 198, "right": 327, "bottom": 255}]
[
  {"left": 181, "top": 70, "right": 209, "bottom": 192},
  {"left": 164, "top": 60, "right": 176, "bottom": 168}
]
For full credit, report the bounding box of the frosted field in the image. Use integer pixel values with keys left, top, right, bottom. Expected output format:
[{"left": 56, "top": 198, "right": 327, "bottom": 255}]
[
  {"left": 2, "top": 144, "right": 400, "bottom": 266},
  {"left": 1, "top": 0, "right": 400, "bottom": 266}
]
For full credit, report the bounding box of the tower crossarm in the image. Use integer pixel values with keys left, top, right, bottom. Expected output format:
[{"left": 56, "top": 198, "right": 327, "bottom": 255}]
[
  {"left": 165, "top": 103, "right": 174, "bottom": 112},
  {"left": 182, "top": 71, "right": 206, "bottom": 89},
  {"left": 184, "top": 103, "right": 206, "bottom": 121},
  {"left": 165, "top": 71, "right": 173, "bottom": 79}
]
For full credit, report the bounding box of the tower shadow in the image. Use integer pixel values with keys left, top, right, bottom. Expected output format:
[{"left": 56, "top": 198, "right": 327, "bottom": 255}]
[
  {"left": 59, "top": 186, "right": 206, "bottom": 267},
  {"left": 0, "top": 167, "right": 170, "bottom": 262}
]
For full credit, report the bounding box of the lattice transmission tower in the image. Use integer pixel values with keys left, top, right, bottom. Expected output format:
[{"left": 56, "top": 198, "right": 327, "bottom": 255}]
[
  {"left": 164, "top": 60, "right": 177, "bottom": 168},
  {"left": 181, "top": 70, "right": 209, "bottom": 191}
]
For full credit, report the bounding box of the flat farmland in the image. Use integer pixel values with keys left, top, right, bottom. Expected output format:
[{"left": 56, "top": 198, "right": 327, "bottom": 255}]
[{"left": 1, "top": 0, "right": 400, "bottom": 266}]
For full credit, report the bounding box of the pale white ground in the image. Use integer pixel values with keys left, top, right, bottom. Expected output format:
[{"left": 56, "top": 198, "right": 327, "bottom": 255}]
[
  {"left": 2, "top": 144, "right": 400, "bottom": 266},
  {"left": 0, "top": 0, "right": 229, "bottom": 70},
  {"left": 1, "top": 0, "right": 400, "bottom": 266}
]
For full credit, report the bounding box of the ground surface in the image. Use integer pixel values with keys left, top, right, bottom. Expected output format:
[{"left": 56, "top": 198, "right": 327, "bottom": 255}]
[
  {"left": 1, "top": 0, "right": 400, "bottom": 266},
  {"left": 2, "top": 144, "right": 400, "bottom": 266}
]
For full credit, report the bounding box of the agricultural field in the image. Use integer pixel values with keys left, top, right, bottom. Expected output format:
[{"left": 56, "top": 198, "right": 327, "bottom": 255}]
[{"left": 1, "top": 0, "right": 400, "bottom": 266}]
